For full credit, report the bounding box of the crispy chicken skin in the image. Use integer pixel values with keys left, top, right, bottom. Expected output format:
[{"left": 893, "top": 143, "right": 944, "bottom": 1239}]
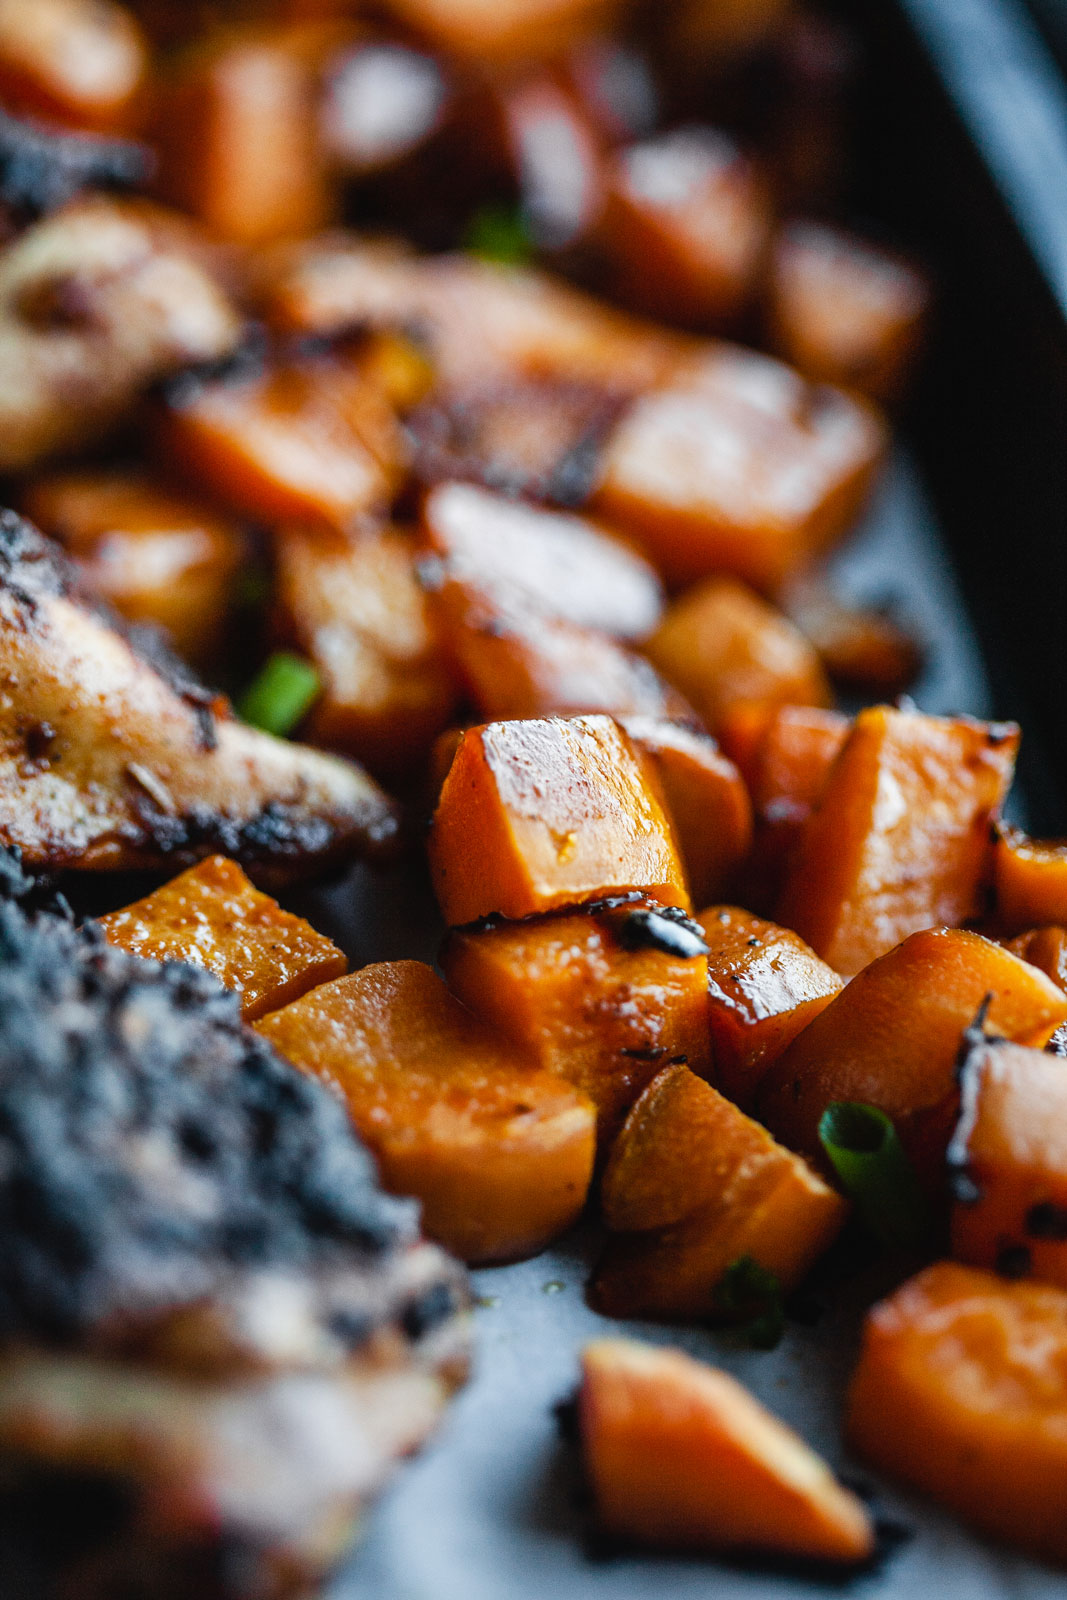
[
  {"left": 0, "top": 195, "right": 240, "bottom": 470},
  {"left": 0, "top": 512, "right": 401, "bottom": 878},
  {"left": 0, "top": 899, "right": 470, "bottom": 1598}
]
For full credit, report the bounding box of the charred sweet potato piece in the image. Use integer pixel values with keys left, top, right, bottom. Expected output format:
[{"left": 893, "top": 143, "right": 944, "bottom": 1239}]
[
  {"left": 697, "top": 906, "right": 843, "bottom": 1108},
  {"left": 593, "top": 1062, "right": 847, "bottom": 1320},
  {"left": 596, "top": 127, "right": 772, "bottom": 330},
  {"left": 428, "top": 715, "right": 689, "bottom": 924},
  {"left": 592, "top": 349, "right": 887, "bottom": 590},
  {"left": 582, "top": 1338, "right": 873, "bottom": 1560},
  {"left": 758, "top": 928, "right": 1067, "bottom": 1181},
  {"left": 153, "top": 22, "right": 342, "bottom": 245},
  {"left": 256, "top": 960, "right": 596, "bottom": 1263},
  {"left": 429, "top": 590, "right": 684, "bottom": 725},
  {"left": 157, "top": 355, "right": 403, "bottom": 534},
  {"left": 419, "top": 481, "right": 662, "bottom": 642},
  {"left": 0, "top": 197, "right": 241, "bottom": 472},
  {"left": 408, "top": 379, "right": 619, "bottom": 503},
  {"left": 767, "top": 221, "right": 929, "bottom": 401},
  {"left": 1005, "top": 925, "right": 1067, "bottom": 992},
  {"left": 273, "top": 524, "right": 456, "bottom": 777},
  {"left": 441, "top": 899, "right": 710, "bottom": 1144},
  {"left": 783, "top": 575, "right": 923, "bottom": 697},
  {"left": 98, "top": 854, "right": 347, "bottom": 1020},
  {"left": 645, "top": 577, "right": 831, "bottom": 735},
  {"left": 22, "top": 469, "right": 245, "bottom": 668},
  {"left": 619, "top": 717, "right": 752, "bottom": 905},
  {"left": 777, "top": 706, "right": 1019, "bottom": 976},
  {"left": 994, "top": 825, "right": 1067, "bottom": 933},
  {"left": 948, "top": 1028, "right": 1067, "bottom": 1286},
  {"left": 847, "top": 1261, "right": 1067, "bottom": 1563},
  {"left": 381, "top": 0, "right": 620, "bottom": 64},
  {"left": 0, "top": 0, "right": 146, "bottom": 132}
]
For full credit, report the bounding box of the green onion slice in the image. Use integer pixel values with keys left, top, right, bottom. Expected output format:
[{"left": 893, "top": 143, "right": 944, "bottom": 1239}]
[
  {"left": 818, "top": 1101, "right": 930, "bottom": 1252},
  {"left": 237, "top": 653, "right": 321, "bottom": 738},
  {"left": 464, "top": 204, "right": 533, "bottom": 266},
  {"left": 713, "top": 1255, "right": 785, "bottom": 1350}
]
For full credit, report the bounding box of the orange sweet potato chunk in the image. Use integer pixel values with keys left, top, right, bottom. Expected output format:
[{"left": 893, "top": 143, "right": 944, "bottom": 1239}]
[
  {"left": 382, "top": 0, "right": 621, "bottom": 64},
  {"left": 419, "top": 481, "right": 663, "bottom": 642},
  {"left": 256, "top": 961, "right": 596, "bottom": 1263},
  {"left": 948, "top": 1030, "right": 1067, "bottom": 1286},
  {"left": 847, "top": 1261, "right": 1067, "bottom": 1563},
  {"left": 592, "top": 348, "right": 886, "bottom": 590},
  {"left": 582, "top": 1338, "right": 873, "bottom": 1561},
  {"left": 441, "top": 899, "right": 710, "bottom": 1145},
  {"left": 767, "top": 221, "right": 929, "bottom": 401},
  {"left": 596, "top": 128, "right": 772, "bottom": 331},
  {"left": 994, "top": 825, "right": 1067, "bottom": 933},
  {"left": 592, "top": 1063, "right": 846, "bottom": 1320},
  {"left": 0, "top": 0, "right": 146, "bottom": 132},
  {"left": 1005, "top": 925, "right": 1067, "bottom": 992},
  {"left": 22, "top": 470, "right": 246, "bottom": 668},
  {"left": 157, "top": 356, "right": 403, "bottom": 534},
  {"left": 97, "top": 855, "right": 346, "bottom": 1021},
  {"left": 697, "top": 906, "right": 843, "bottom": 1108},
  {"left": 153, "top": 22, "right": 339, "bottom": 245},
  {"left": 619, "top": 717, "right": 752, "bottom": 905},
  {"left": 645, "top": 577, "right": 831, "bottom": 735},
  {"left": 428, "top": 715, "right": 689, "bottom": 925},
  {"left": 777, "top": 705, "right": 1020, "bottom": 976},
  {"left": 758, "top": 927, "right": 1067, "bottom": 1180},
  {"left": 273, "top": 524, "right": 456, "bottom": 776}
]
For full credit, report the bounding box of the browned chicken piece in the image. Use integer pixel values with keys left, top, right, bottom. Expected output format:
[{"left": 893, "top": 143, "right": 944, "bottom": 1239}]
[
  {"left": 256, "top": 233, "right": 687, "bottom": 395},
  {"left": 0, "top": 901, "right": 470, "bottom": 1598},
  {"left": 0, "top": 196, "right": 241, "bottom": 472},
  {"left": 0, "top": 512, "right": 400, "bottom": 879}
]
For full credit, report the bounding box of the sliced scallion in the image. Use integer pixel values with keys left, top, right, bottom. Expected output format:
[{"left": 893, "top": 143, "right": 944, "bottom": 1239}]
[
  {"left": 818, "top": 1101, "right": 930, "bottom": 1251},
  {"left": 237, "top": 653, "right": 321, "bottom": 738},
  {"left": 713, "top": 1255, "right": 785, "bottom": 1350},
  {"left": 464, "top": 204, "right": 533, "bottom": 266}
]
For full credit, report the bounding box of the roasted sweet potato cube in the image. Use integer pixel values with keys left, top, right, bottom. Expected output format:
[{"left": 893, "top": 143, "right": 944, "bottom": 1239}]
[
  {"left": 157, "top": 357, "right": 403, "bottom": 534},
  {"left": 430, "top": 595, "right": 685, "bottom": 724},
  {"left": 777, "top": 706, "right": 1019, "bottom": 975},
  {"left": 948, "top": 1030, "right": 1067, "bottom": 1286},
  {"left": 381, "top": 0, "right": 621, "bottom": 64},
  {"left": 783, "top": 575, "right": 923, "bottom": 697},
  {"left": 582, "top": 1339, "right": 873, "bottom": 1561},
  {"left": 767, "top": 221, "right": 929, "bottom": 401},
  {"left": 490, "top": 71, "right": 604, "bottom": 251},
  {"left": 428, "top": 715, "right": 689, "bottom": 925},
  {"left": 273, "top": 524, "right": 456, "bottom": 776},
  {"left": 419, "top": 482, "right": 662, "bottom": 641},
  {"left": 0, "top": 0, "right": 146, "bottom": 132},
  {"left": 592, "top": 349, "right": 887, "bottom": 590},
  {"left": 662, "top": 0, "right": 792, "bottom": 69},
  {"left": 847, "top": 1261, "right": 1067, "bottom": 1564},
  {"left": 320, "top": 40, "right": 450, "bottom": 178},
  {"left": 97, "top": 855, "right": 346, "bottom": 1020},
  {"left": 22, "top": 470, "right": 245, "bottom": 668},
  {"left": 596, "top": 127, "right": 772, "bottom": 331},
  {"left": 697, "top": 906, "right": 843, "bottom": 1108},
  {"left": 994, "top": 825, "right": 1067, "bottom": 933},
  {"left": 593, "top": 1063, "right": 847, "bottom": 1320},
  {"left": 743, "top": 703, "right": 850, "bottom": 810},
  {"left": 645, "top": 578, "right": 831, "bottom": 735},
  {"left": 153, "top": 22, "right": 340, "bottom": 245},
  {"left": 758, "top": 928, "right": 1067, "bottom": 1181},
  {"left": 256, "top": 960, "right": 596, "bottom": 1263},
  {"left": 620, "top": 717, "right": 752, "bottom": 905},
  {"left": 441, "top": 900, "right": 710, "bottom": 1144},
  {"left": 1005, "top": 925, "right": 1067, "bottom": 992}
]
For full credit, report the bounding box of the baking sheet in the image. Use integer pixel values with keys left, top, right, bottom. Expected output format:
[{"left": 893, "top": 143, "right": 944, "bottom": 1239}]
[{"left": 307, "top": 457, "right": 1057, "bottom": 1599}]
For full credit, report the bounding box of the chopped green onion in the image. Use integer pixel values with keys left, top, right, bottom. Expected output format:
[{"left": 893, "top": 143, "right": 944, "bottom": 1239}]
[
  {"left": 464, "top": 203, "right": 533, "bottom": 266},
  {"left": 237, "top": 653, "right": 321, "bottom": 737},
  {"left": 713, "top": 1255, "right": 785, "bottom": 1350},
  {"left": 818, "top": 1101, "right": 930, "bottom": 1252}
]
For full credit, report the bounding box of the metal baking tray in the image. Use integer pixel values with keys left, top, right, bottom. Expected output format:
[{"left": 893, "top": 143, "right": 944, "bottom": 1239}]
[{"left": 309, "top": 1, "right": 1067, "bottom": 1593}]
